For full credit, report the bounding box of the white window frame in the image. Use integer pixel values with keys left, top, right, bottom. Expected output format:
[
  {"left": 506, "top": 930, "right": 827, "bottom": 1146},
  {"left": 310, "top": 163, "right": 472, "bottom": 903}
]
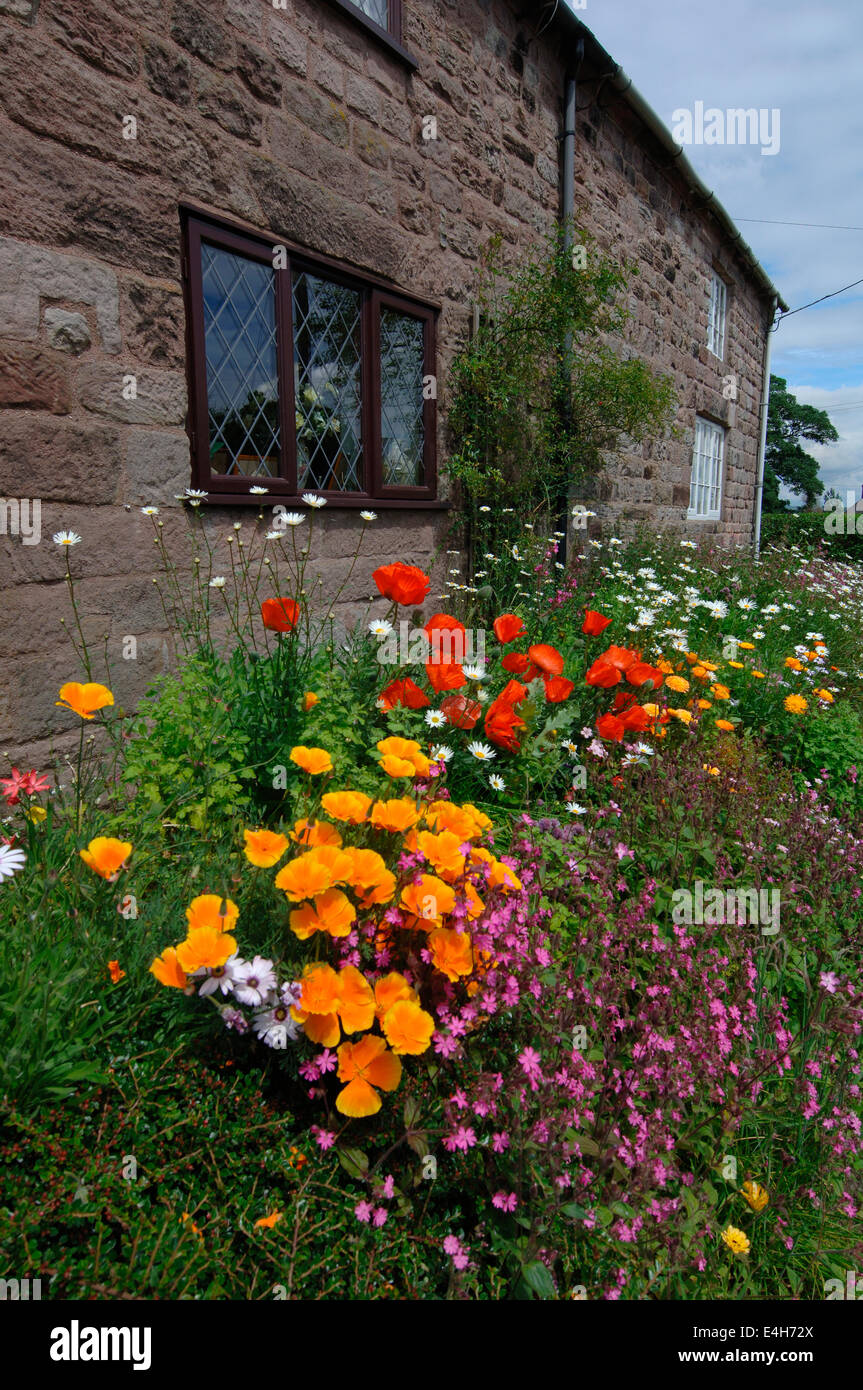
[
  {"left": 707, "top": 272, "right": 727, "bottom": 359},
  {"left": 688, "top": 416, "right": 725, "bottom": 520}
]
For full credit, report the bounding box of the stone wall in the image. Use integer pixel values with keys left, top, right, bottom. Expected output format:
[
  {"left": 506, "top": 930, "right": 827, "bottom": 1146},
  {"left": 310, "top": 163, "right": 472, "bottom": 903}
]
[{"left": 0, "top": 0, "right": 774, "bottom": 764}]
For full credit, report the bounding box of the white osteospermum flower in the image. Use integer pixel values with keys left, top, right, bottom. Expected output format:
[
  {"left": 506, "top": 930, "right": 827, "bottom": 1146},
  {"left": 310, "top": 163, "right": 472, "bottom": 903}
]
[
  {"left": 53, "top": 531, "right": 82, "bottom": 546},
  {"left": 467, "top": 741, "right": 496, "bottom": 761},
  {"left": 489, "top": 774, "right": 506, "bottom": 791},
  {"left": 462, "top": 664, "right": 486, "bottom": 680},
  {"left": 302, "top": 492, "right": 327, "bottom": 508},
  {"left": 425, "top": 709, "right": 447, "bottom": 728},
  {"left": 232, "top": 956, "right": 278, "bottom": 1008},
  {"left": 198, "top": 954, "right": 240, "bottom": 998},
  {"left": 252, "top": 1002, "right": 300, "bottom": 1047},
  {"left": 249, "top": 485, "right": 269, "bottom": 494},
  {"left": 209, "top": 576, "right": 226, "bottom": 589},
  {"left": 0, "top": 844, "right": 26, "bottom": 881},
  {"left": 369, "top": 619, "right": 393, "bottom": 638},
  {"left": 360, "top": 510, "right": 377, "bottom": 521},
  {"left": 430, "top": 745, "right": 453, "bottom": 763}
]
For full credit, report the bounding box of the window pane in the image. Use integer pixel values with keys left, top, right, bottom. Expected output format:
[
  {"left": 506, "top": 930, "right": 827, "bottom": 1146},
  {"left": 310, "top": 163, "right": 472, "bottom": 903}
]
[
  {"left": 202, "top": 244, "right": 280, "bottom": 477},
  {"left": 380, "top": 308, "right": 425, "bottom": 487},
  {"left": 352, "top": 0, "right": 389, "bottom": 26},
  {"left": 292, "top": 271, "right": 363, "bottom": 492}
]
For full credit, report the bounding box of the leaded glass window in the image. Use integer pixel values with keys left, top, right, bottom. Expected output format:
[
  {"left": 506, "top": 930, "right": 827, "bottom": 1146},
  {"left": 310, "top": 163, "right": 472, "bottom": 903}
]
[
  {"left": 351, "top": 0, "right": 388, "bottom": 27},
  {"left": 380, "top": 308, "right": 425, "bottom": 487},
  {"left": 293, "top": 272, "right": 363, "bottom": 492}
]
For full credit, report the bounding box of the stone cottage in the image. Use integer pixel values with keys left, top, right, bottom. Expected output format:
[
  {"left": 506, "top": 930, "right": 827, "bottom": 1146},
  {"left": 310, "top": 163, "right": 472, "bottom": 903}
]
[{"left": 0, "top": 0, "right": 785, "bottom": 762}]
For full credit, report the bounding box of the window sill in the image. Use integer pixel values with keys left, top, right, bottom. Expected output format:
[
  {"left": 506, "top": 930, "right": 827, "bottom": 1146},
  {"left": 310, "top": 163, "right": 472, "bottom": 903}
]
[
  {"left": 199, "top": 493, "right": 450, "bottom": 510},
  {"left": 686, "top": 513, "right": 722, "bottom": 523},
  {"left": 320, "top": 0, "right": 418, "bottom": 71}
]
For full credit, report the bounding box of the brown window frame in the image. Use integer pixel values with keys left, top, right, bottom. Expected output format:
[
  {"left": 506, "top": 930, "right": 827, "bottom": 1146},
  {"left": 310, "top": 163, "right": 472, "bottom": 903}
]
[
  {"left": 182, "top": 209, "right": 439, "bottom": 508},
  {"left": 322, "top": 0, "right": 417, "bottom": 70}
]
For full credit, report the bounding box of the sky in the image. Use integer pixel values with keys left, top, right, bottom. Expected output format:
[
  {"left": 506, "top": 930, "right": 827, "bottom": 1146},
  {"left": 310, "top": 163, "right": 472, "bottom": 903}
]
[{"left": 562, "top": 0, "right": 863, "bottom": 504}]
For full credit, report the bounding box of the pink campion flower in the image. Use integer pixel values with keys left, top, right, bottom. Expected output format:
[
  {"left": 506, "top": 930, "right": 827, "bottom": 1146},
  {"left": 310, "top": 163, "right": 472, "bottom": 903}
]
[
  {"left": 819, "top": 971, "right": 840, "bottom": 994},
  {"left": 354, "top": 1200, "right": 373, "bottom": 1223},
  {"left": 518, "top": 1047, "right": 543, "bottom": 1088},
  {"left": 372, "top": 1207, "right": 388, "bottom": 1227},
  {"left": 317, "top": 1048, "right": 338, "bottom": 1074},
  {"left": 378, "top": 1175, "right": 395, "bottom": 1200},
  {"left": 492, "top": 1191, "right": 518, "bottom": 1212},
  {"left": 299, "top": 1058, "right": 321, "bottom": 1081},
  {"left": 443, "top": 1234, "right": 462, "bottom": 1257},
  {"left": 492, "top": 1132, "right": 510, "bottom": 1153},
  {"left": 310, "top": 1126, "right": 336, "bottom": 1150},
  {"left": 451, "top": 1088, "right": 469, "bottom": 1110},
  {"left": 453, "top": 1251, "right": 470, "bottom": 1270},
  {"left": 449, "top": 1125, "right": 476, "bottom": 1152},
  {"left": 614, "top": 842, "right": 634, "bottom": 861}
]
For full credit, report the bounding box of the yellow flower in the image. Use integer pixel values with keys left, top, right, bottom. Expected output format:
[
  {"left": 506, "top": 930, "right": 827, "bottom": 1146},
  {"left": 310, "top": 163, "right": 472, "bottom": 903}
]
[
  {"left": 56, "top": 681, "right": 114, "bottom": 720},
  {"left": 667, "top": 707, "right": 692, "bottom": 724},
  {"left": 814, "top": 688, "right": 834, "bottom": 704},
  {"left": 80, "top": 836, "right": 132, "bottom": 880},
  {"left": 715, "top": 719, "right": 735, "bottom": 732},
  {"left": 27, "top": 805, "right": 47, "bottom": 824},
  {"left": 243, "top": 828, "right": 289, "bottom": 867},
  {"left": 702, "top": 764, "right": 720, "bottom": 776},
  {"left": 691, "top": 666, "right": 709, "bottom": 680},
  {"left": 740, "top": 1180, "right": 769, "bottom": 1213},
  {"left": 737, "top": 641, "right": 755, "bottom": 651},
  {"left": 254, "top": 1210, "right": 283, "bottom": 1230},
  {"left": 710, "top": 683, "right": 730, "bottom": 700},
  {"left": 290, "top": 746, "right": 333, "bottom": 775},
  {"left": 751, "top": 670, "right": 765, "bottom": 679},
  {"left": 727, "top": 660, "right": 744, "bottom": 669},
  {"left": 784, "top": 694, "right": 808, "bottom": 714},
  {"left": 665, "top": 675, "right": 690, "bottom": 693},
  {"left": 303, "top": 691, "right": 319, "bottom": 710},
  {"left": 696, "top": 698, "right": 712, "bottom": 710},
  {"left": 721, "top": 1225, "right": 751, "bottom": 1255},
  {"left": 784, "top": 657, "right": 804, "bottom": 671}
]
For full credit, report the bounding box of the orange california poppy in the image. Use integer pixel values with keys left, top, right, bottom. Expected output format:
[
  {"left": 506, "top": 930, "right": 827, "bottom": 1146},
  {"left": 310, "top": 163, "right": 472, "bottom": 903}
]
[
  {"left": 527, "top": 643, "right": 564, "bottom": 676},
  {"left": 149, "top": 946, "right": 187, "bottom": 990},
  {"left": 289, "top": 888, "right": 357, "bottom": 940},
  {"left": 79, "top": 836, "right": 132, "bottom": 880},
  {"left": 379, "top": 677, "right": 430, "bottom": 711},
  {"left": 428, "top": 926, "right": 474, "bottom": 981},
  {"left": 336, "top": 1035, "right": 402, "bottom": 1116},
  {"left": 290, "top": 746, "right": 333, "bottom": 775},
  {"left": 585, "top": 658, "right": 621, "bottom": 688},
  {"left": 381, "top": 998, "right": 436, "bottom": 1055},
  {"left": 344, "top": 847, "right": 397, "bottom": 906},
  {"left": 401, "top": 873, "right": 456, "bottom": 926},
  {"left": 176, "top": 926, "right": 238, "bottom": 973},
  {"left": 493, "top": 613, "right": 526, "bottom": 644},
  {"left": 372, "top": 562, "right": 431, "bottom": 606},
  {"left": 440, "top": 693, "right": 481, "bottom": 729},
  {"left": 377, "top": 736, "right": 430, "bottom": 776},
  {"left": 374, "top": 972, "right": 418, "bottom": 1021},
  {"left": 424, "top": 800, "right": 485, "bottom": 841},
  {"left": 337, "top": 965, "right": 376, "bottom": 1033},
  {"left": 321, "top": 791, "right": 372, "bottom": 824},
  {"left": 582, "top": 609, "right": 612, "bottom": 637},
  {"left": 380, "top": 755, "right": 418, "bottom": 778},
  {"left": 290, "top": 818, "right": 343, "bottom": 848},
  {"left": 596, "top": 712, "right": 625, "bottom": 742},
  {"left": 303, "top": 691, "right": 319, "bottom": 710},
  {"left": 260, "top": 597, "right": 300, "bottom": 633},
  {"left": 417, "top": 828, "right": 469, "bottom": 880},
  {"left": 254, "top": 1210, "right": 283, "bottom": 1229},
  {"left": 185, "top": 894, "right": 239, "bottom": 934},
  {"left": 243, "top": 828, "right": 289, "bottom": 867},
  {"left": 108, "top": 959, "right": 125, "bottom": 984},
  {"left": 370, "top": 798, "right": 420, "bottom": 833},
  {"left": 275, "top": 845, "right": 353, "bottom": 901},
  {"left": 56, "top": 682, "right": 114, "bottom": 720}
]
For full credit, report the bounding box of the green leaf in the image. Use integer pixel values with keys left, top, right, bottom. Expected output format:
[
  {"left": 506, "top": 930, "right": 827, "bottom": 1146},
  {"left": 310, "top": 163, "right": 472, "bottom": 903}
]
[
  {"left": 521, "top": 1260, "right": 556, "bottom": 1299},
  {"left": 337, "top": 1147, "right": 369, "bottom": 1180}
]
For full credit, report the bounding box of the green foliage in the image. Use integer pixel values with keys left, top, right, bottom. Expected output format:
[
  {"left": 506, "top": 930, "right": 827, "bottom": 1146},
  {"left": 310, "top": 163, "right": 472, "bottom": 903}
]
[
  {"left": 763, "top": 375, "right": 838, "bottom": 511},
  {"left": 761, "top": 507, "right": 863, "bottom": 563},
  {"left": 445, "top": 223, "right": 676, "bottom": 549}
]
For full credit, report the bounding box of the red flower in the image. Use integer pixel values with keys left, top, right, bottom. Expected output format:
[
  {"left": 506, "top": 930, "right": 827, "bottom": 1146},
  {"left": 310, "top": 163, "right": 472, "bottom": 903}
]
[
  {"left": 585, "top": 658, "right": 621, "bottom": 688},
  {"left": 260, "top": 597, "right": 300, "bottom": 633},
  {"left": 441, "top": 694, "right": 481, "bottom": 729},
  {"left": 528, "top": 644, "right": 564, "bottom": 676},
  {"left": 373, "top": 562, "right": 431, "bottom": 607},
  {"left": 379, "top": 678, "right": 430, "bottom": 711},
  {"left": 497, "top": 679, "right": 528, "bottom": 706},
  {"left": 582, "top": 610, "right": 612, "bottom": 637},
  {"left": 425, "top": 660, "right": 467, "bottom": 694},
  {"left": 543, "top": 675, "right": 574, "bottom": 703},
  {"left": 626, "top": 662, "right": 664, "bottom": 690},
  {"left": 493, "top": 614, "right": 526, "bottom": 644},
  {"left": 501, "top": 652, "right": 541, "bottom": 680},
  {"left": 596, "top": 713, "right": 625, "bottom": 742},
  {"left": 424, "top": 613, "right": 467, "bottom": 663},
  {"left": 620, "top": 704, "right": 652, "bottom": 732},
  {"left": 599, "top": 644, "right": 639, "bottom": 672},
  {"left": 1, "top": 767, "right": 50, "bottom": 806},
  {"left": 484, "top": 680, "right": 528, "bottom": 752}
]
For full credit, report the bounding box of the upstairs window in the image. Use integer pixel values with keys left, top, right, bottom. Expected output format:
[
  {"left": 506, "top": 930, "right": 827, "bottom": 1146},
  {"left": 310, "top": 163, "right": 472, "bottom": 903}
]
[
  {"left": 183, "top": 212, "right": 437, "bottom": 504},
  {"left": 707, "top": 271, "right": 727, "bottom": 359},
  {"left": 688, "top": 416, "right": 725, "bottom": 521},
  {"left": 331, "top": 0, "right": 408, "bottom": 49}
]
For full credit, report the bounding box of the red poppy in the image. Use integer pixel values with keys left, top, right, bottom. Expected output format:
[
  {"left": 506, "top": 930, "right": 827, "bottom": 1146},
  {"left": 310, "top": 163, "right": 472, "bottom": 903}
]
[
  {"left": 493, "top": 613, "right": 526, "bottom": 644},
  {"left": 626, "top": 662, "right": 664, "bottom": 690},
  {"left": 582, "top": 610, "right": 612, "bottom": 637},
  {"left": 425, "top": 660, "right": 467, "bottom": 694},
  {"left": 596, "top": 713, "right": 625, "bottom": 742},
  {"left": 585, "top": 658, "right": 621, "bottom": 688},
  {"left": 497, "top": 679, "right": 528, "bottom": 706},
  {"left": 620, "top": 704, "right": 652, "bottom": 732},
  {"left": 373, "top": 562, "right": 431, "bottom": 607},
  {"left": 424, "top": 613, "right": 467, "bottom": 663},
  {"left": 379, "top": 678, "right": 430, "bottom": 711},
  {"left": 502, "top": 652, "right": 541, "bottom": 680},
  {"left": 543, "top": 675, "right": 574, "bottom": 703},
  {"left": 261, "top": 597, "right": 300, "bottom": 633},
  {"left": 441, "top": 694, "right": 481, "bottom": 729},
  {"left": 528, "top": 644, "right": 564, "bottom": 676},
  {"left": 484, "top": 680, "right": 528, "bottom": 752},
  {"left": 599, "top": 645, "right": 639, "bottom": 672}
]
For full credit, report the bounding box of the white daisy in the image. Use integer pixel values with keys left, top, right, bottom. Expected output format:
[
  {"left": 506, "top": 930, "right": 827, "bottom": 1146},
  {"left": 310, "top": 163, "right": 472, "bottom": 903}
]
[
  {"left": 302, "top": 492, "right": 327, "bottom": 508},
  {"left": 467, "top": 741, "right": 496, "bottom": 761},
  {"left": 565, "top": 802, "right": 587, "bottom": 815},
  {"left": 425, "top": 709, "right": 447, "bottom": 727},
  {"left": 737, "top": 598, "right": 757, "bottom": 611},
  {"left": 209, "top": 576, "right": 226, "bottom": 589},
  {"left": 680, "top": 539, "right": 697, "bottom": 549},
  {"left": 360, "top": 510, "right": 377, "bottom": 521},
  {"left": 708, "top": 600, "right": 728, "bottom": 619},
  {"left": 282, "top": 513, "right": 305, "bottom": 526},
  {"left": 489, "top": 774, "right": 506, "bottom": 791},
  {"left": 479, "top": 505, "right": 491, "bottom": 512},
  {"left": 430, "top": 744, "right": 453, "bottom": 763},
  {"left": 369, "top": 619, "right": 393, "bottom": 638},
  {"left": 562, "top": 739, "right": 579, "bottom": 754},
  {"left": 140, "top": 506, "right": 159, "bottom": 516},
  {"left": 53, "top": 531, "right": 82, "bottom": 546},
  {"left": 249, "top": 485, "right": 269, "bottom": 494},
  {"left": 265, "top": 530, "right": 283, "bottom": 541},
  {"left": 633, "top": 742, "right": 655, "bottom": 757},
  {"left": 0, "top": 844, "right": 26, "bottom": 881},
  {"left": 462, "top": 664, "right": 486, "bottom": 680}
]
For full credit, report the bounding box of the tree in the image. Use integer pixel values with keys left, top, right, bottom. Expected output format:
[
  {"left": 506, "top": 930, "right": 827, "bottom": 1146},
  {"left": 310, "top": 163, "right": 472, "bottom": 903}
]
[{"left": 763, "top": 376, "right": 838, "bottom": 511}]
